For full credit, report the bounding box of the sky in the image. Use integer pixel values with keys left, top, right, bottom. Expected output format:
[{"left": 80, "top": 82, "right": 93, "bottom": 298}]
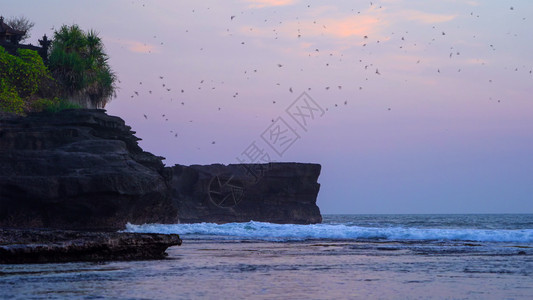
[{"left": 3, "top": 0, "right": 533, "bottom": 214}]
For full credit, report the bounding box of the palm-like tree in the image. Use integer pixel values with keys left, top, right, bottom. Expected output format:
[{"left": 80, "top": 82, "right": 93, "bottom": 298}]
[{"left": 48, "top": 25, "right": 116, "bottom": 108}]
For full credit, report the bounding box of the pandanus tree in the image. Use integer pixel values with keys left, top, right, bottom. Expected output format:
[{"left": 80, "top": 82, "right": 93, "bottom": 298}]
[{"left": 48, "top": 25, "right": 116, "bottom": 108}]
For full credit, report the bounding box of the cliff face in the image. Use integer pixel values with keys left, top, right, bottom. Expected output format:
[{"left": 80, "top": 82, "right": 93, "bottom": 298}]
[
  {"left": 0, "top": 110, "right": 322, "bottom": 229},
  {"left": 171, "top": 163, "right": 322, "bottom": 224},
  {"left": 0, "top": 109, "right": 178, "bottom": 230}
]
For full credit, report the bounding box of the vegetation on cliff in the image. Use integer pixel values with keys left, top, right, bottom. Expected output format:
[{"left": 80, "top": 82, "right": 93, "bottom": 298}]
[
  {"left": 0, "top": 19, "right": 116, "bottom": 115},
  {"left": 0, "top": 47, "right": 52, "bottom": 114},
  {"left": 49, "top": 25, "right": 117, "bottom": 109}
]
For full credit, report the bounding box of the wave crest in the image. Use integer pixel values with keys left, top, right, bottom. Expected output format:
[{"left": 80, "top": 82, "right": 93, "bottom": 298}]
[{"left": 123, "top": 221, "right": 533, "bottom": 243}]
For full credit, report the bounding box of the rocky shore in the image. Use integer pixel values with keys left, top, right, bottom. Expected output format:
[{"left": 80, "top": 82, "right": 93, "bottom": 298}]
[
  {"left": 0, "top": 229, "right": 182, "bottom": 263},
  {"left": 0, "top": 109, "right": 322, "bottom": 263}
]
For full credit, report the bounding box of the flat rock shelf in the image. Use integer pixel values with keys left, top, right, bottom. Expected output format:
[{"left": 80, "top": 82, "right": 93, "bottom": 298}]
[{"left": 0, "top": 229, "right": 182, "bottom": 264}]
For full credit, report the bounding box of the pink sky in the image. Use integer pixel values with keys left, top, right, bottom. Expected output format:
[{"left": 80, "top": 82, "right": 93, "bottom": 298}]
[{"left": 4, "top": 0, "right": 533, "bottom": 213}]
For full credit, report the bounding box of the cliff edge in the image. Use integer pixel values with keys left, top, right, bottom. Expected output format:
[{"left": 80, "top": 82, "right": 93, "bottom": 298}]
[
  {"left": 0, "top": 109, "right": 322, "bottom": 229},
  {"left": 171, "top": 163, "right": 322, "bottom": 224},
  {"left": 0, "top": 109, "right": 178, "bottom": 230}
]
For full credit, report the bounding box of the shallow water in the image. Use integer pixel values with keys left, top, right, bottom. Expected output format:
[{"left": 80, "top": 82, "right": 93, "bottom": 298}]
[{"left": 1, "top": 214, "right": 532, "bottom": 299}]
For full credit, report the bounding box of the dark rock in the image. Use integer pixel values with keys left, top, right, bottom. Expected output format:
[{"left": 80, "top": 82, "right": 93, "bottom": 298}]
[
  {"left": 171, "top": 163, "right": 322, "bottom": 224},
  {"left": 0, "top": 228, "right": 182, "bottom": 264},
  {"left": 0, "top": 109, "right": 178, "bottom": 230},
  {"left": 0, "top": 109, "right": 322, "bottom": 229}
]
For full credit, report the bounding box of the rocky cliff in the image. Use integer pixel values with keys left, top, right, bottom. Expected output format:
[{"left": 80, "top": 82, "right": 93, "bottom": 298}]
[
  {"left": 0, "top": 109, "right": 322, "bottom": 229},
  {"left": 0, "top": 109, "right": 178, "bottom": 230},
  {"left": 171, "top": 163, "right": 322, "bottom": 224}
]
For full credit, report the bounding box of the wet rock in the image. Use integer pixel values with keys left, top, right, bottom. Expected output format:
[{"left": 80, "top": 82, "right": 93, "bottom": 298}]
[{"left": 0, "top": 228, "right": 182, "bottom": 264}]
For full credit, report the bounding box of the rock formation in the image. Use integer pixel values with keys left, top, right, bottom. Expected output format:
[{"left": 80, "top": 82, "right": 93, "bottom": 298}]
[
  {"left": 0, "top": 109, "right": 178, "bottom": 230},
  {"left": 171, "top": 163, "right": 322, "bottom": 224},
  {"left": 0, "top": 109, "right": 322, "bottom": 230},
  {"left": 0, "top": 229, "right": 182, "bottom": 263}
]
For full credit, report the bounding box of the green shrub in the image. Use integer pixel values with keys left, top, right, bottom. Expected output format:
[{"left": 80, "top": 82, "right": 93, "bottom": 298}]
[
  {"left": 30, "top": 97, "right": 82, "bottom": 113},
  {"left": 16, "top": 48, "right": 51, "bottom": 97},
  {"left": 0, "top": 47, "right": 51, "bottom": 99},
  {"left": 30, "top": 97, "right": 57, "bottom": 112},
  {"left": 0, "top": 79, "right": 25, "bottom": 114}
]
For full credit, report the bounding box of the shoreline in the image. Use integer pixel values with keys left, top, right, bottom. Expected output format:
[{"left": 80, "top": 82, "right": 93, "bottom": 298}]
[{"left": 2, "top": 237, "right": 530, "bottom": 299}]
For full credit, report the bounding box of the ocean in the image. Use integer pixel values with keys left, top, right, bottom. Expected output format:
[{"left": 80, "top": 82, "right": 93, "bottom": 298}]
[{"left": 1, "top": 214, "right": 532, "bottom": 299}]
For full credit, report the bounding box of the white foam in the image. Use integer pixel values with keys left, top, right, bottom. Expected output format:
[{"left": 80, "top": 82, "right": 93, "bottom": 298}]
[{"left": 123, "top": 221, "right": 533, "bottom": 243}]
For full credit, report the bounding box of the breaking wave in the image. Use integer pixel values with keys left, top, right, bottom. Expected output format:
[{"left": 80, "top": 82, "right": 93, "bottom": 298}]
[{"left": 124, "top": 221, "right": 533, "bottom": 243}]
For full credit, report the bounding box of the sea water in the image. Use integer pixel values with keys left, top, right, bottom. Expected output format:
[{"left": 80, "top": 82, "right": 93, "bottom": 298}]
[{"left": 1, "top": 214, "right": 532, "bottom": 299}]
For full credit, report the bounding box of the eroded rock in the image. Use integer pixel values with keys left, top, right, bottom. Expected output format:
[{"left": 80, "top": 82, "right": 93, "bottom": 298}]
[
  {"left": 0, "top": 229, "right": 182, "bottom": 263},
  {"left": 0, "top": 109, "right": 178, "bottom": 230},
  {"left": 0, "top": 109, "right": 322, "bottom": 230},
  {"left": 171, "top": 163, "right": 322, "bottom": 224}
]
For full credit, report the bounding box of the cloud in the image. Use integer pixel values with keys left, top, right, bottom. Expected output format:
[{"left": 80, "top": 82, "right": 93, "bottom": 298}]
[
  {"left": 400, "top": 10, "right": 457, "bottom": 23},
  {"left": 241, "top": 15, "right": 383, "bottom": 40},
  {"left": 465, "top": 58, "right": 488, "bottom": 65},
  {"left": 244, "top": 0, "right": 297, "bottom": 8},
  {"left": 319, "top": 17, "right": 382, "bottom": 38},
  {"left": 112, "top": 39, "right": 159, "bottom": 54}
]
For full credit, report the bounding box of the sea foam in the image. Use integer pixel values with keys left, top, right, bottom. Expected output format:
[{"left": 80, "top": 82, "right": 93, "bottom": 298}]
[{"left": 124, "top": 221, "right": 533, "bottom": 243}]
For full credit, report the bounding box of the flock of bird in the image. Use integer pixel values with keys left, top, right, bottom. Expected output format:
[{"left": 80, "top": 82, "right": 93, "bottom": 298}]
[{"left": 123, "top": 1, "right": 530, "bottom": 144}]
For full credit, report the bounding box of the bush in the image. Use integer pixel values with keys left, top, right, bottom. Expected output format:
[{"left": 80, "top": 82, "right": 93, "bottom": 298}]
[
  {"left": 0, "top": 79, "right": 25, "bottom": 114},
  {"left": 15, "top": 48, "right": 51, "bottom": 97},
  {"left": 0, "top": 47, "right": 51, "bottom": 99},
  {"left": 30, "top": 97, "right": 82, "bottom": 113}
]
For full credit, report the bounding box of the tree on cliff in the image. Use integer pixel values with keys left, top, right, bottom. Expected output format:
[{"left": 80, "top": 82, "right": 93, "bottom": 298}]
[
  {"left": 48, "top": 25, "right": 117, "bottom": 109},
  {"left": 5, "top": 15, "right": 34, "bottom": 42}
]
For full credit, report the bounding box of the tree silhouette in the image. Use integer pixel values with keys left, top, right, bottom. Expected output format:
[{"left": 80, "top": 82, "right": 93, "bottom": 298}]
[{"left": 5, "top": 15, "right": 34, "bottom": 42}]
